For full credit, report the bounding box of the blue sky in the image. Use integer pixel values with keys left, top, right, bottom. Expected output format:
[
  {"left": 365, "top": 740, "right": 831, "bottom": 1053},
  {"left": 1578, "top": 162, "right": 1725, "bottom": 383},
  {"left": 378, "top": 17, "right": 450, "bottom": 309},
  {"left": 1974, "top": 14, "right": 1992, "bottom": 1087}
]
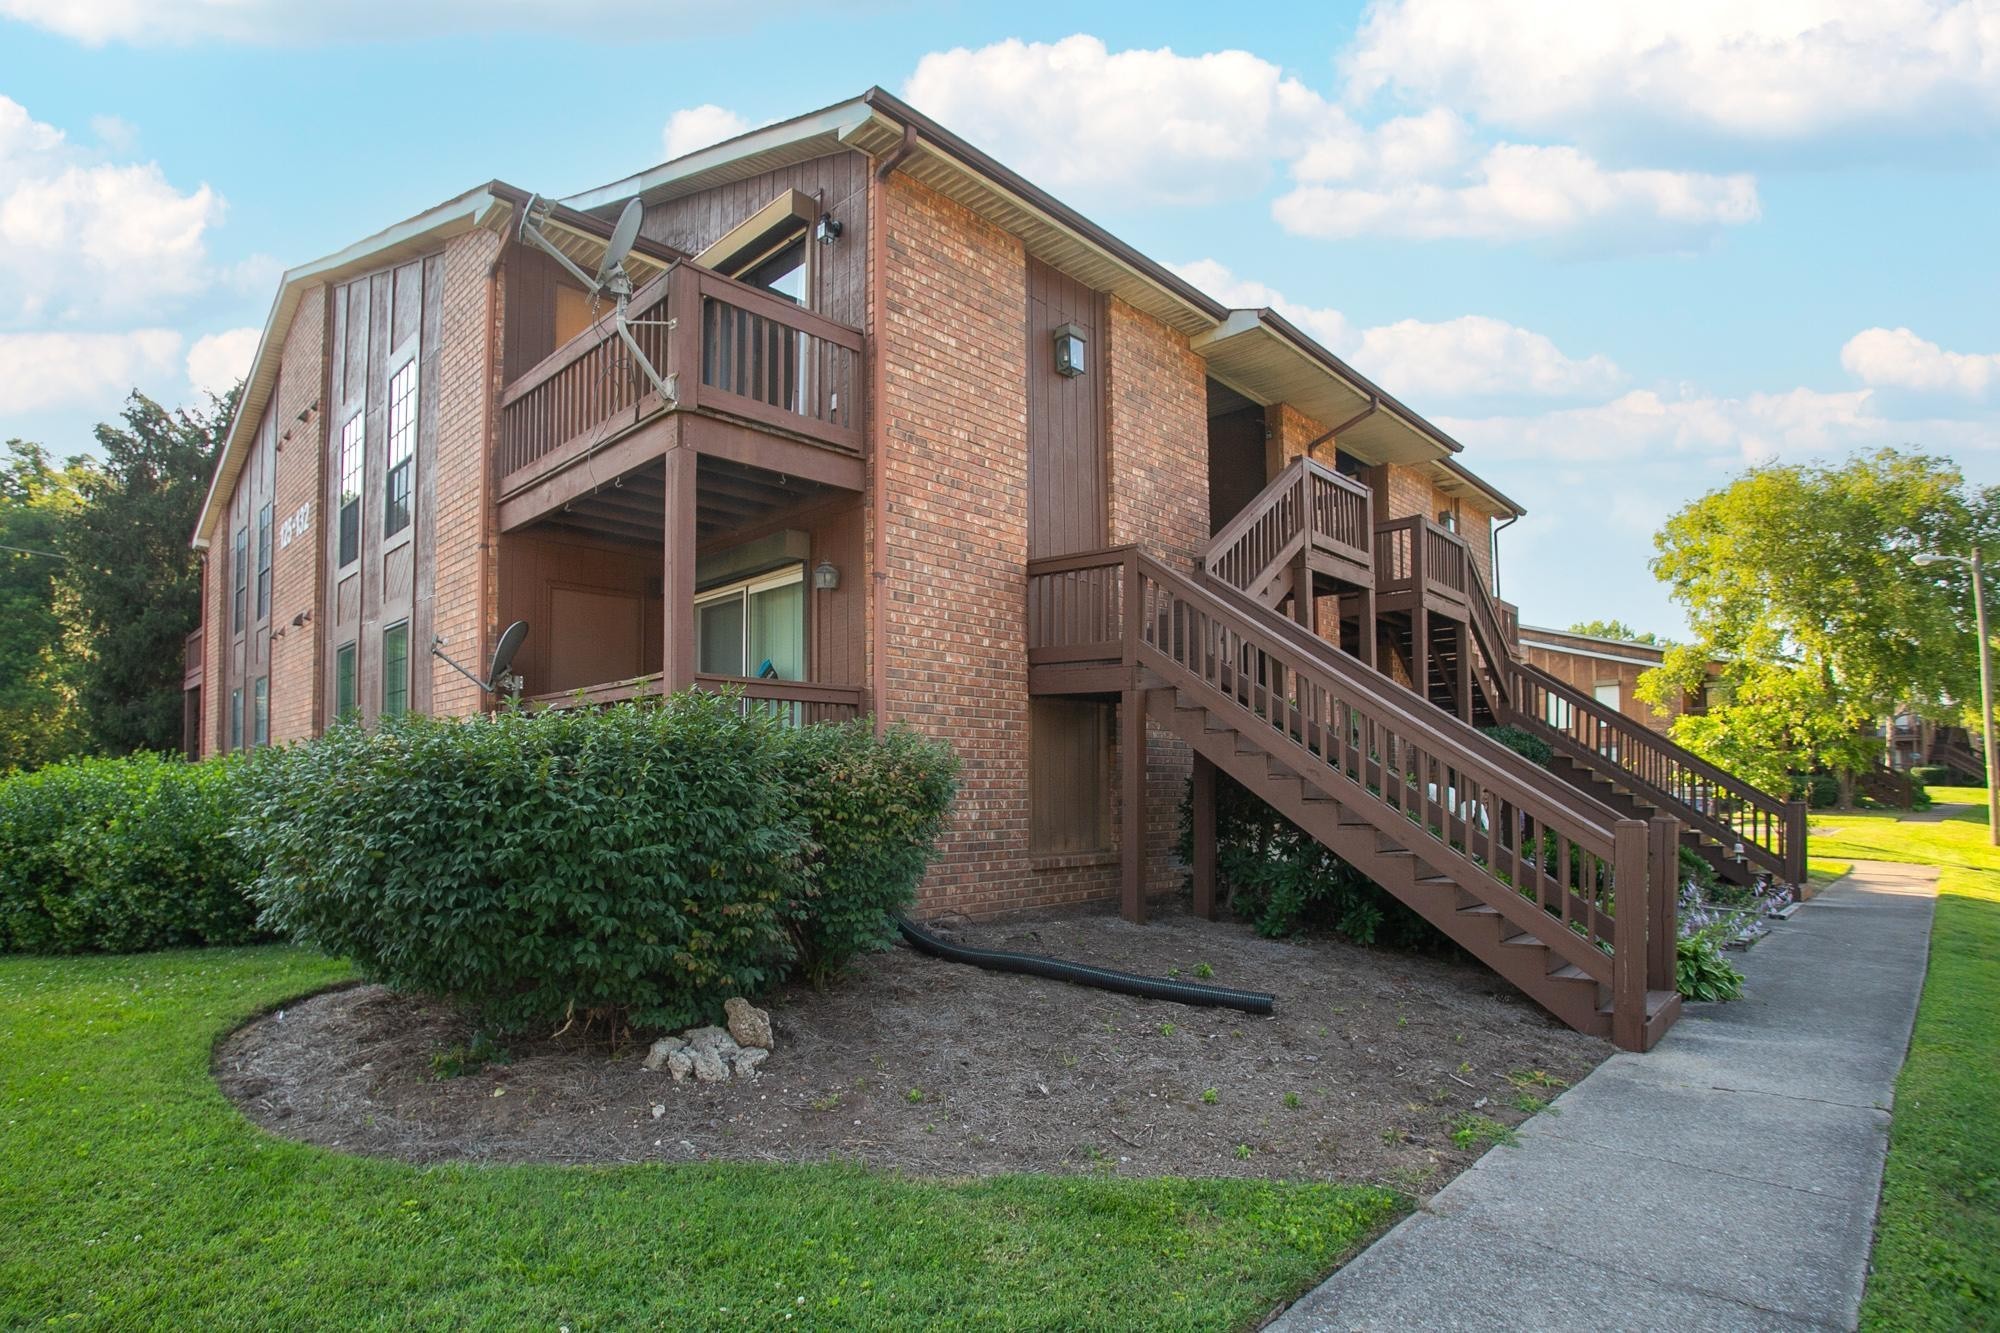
[{"left": 2, "top": 1, "right": 1995, "bottom": 635}]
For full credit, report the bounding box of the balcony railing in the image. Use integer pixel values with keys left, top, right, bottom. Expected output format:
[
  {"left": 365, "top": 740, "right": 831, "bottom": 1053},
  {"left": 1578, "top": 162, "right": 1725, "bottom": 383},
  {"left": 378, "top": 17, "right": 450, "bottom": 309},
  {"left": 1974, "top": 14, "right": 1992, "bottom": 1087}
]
[
  {"left": 1374, "top": 515, "right": 1473, "bottom": 611},
  {"left": 524, "top": 672, "right": 864, "bottom": 727},
  {"left": 183, "top": 629, "right": 204, "bottom": 688},
  {"left": 498, "top": 262, "right": 864, "bottom": 492},
  {"left": 1203, "top": 456, "right": 1373, "bottom": 600}
]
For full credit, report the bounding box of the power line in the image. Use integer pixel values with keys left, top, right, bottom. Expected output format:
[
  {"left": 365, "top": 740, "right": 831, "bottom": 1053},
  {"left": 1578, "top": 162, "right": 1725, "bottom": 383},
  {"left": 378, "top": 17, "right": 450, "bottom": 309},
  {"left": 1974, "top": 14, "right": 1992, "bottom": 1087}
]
[{"left": 0, "top": 542, "right": 69, "bottom": 561}]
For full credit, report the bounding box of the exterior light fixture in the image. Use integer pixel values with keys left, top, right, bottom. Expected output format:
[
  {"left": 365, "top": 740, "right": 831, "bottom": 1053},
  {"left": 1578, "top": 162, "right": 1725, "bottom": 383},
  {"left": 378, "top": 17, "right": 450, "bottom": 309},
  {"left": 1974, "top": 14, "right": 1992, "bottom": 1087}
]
[
  {"left": 815, "top": 213, "right": 843, "bottom": 245},
  {"left": 812, "top": 559, "right": 840, "bottom": 591},
  {"left": 1053, "top": 322, "right": 1086, "bottom": 378}
]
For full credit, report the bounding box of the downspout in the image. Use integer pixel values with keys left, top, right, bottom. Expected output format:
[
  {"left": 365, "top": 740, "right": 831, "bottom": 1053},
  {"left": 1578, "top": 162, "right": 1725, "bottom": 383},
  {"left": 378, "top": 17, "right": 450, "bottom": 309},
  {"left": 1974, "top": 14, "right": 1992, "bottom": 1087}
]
[
  {"left": 1312, "top": 397, "right": 1380, "bottom": 462},
  {"left": 1491, "top": 513, "right": 1518, "bottom": 598},
  {"left": 482, "top": 242, "right": 506, "bottom": 714}
]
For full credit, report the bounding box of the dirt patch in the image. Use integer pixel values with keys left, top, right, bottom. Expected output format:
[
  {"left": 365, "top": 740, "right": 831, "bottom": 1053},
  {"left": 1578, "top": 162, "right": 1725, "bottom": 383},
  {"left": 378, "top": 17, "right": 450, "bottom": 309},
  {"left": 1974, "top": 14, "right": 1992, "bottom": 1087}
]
[{"left": 216, "top": 905, "right": 1609, "bottom": 1191}]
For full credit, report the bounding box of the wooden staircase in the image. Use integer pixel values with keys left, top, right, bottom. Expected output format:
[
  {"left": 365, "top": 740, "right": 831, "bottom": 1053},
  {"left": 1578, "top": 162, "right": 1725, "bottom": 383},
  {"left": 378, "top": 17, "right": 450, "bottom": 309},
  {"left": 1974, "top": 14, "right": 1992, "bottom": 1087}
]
[{"left": 1026, "top": 546, "right": 1684, "bottom": 1050}]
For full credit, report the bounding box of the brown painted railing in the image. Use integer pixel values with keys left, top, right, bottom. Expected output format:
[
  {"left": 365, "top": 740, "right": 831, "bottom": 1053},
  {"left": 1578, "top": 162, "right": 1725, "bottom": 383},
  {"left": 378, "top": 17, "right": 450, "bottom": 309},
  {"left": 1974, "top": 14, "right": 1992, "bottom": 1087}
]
[
  {"left": 1857, "top": 764, "right": 1915, "bottom": 809},
  {"left": 1204, "top": 455, "right": 1372, "bottom": 601},
  {"left": 1376, "top": 515, "right": 1474, "bottom": 609},
  {"left": 1508, "top": 659, "right": 1806, "bottom": 885},
  {"left": 498, "top": 262, "right": 863, "bottom": 488},
  {"left": 525, "top": 672, "right": 863, "bottom": 725},
  {"left": 183, "top": 629, "right": 203, "bottom": 687},
  {"left": 1028, "top": 546, "right": 1680, "bottom": 1040}
]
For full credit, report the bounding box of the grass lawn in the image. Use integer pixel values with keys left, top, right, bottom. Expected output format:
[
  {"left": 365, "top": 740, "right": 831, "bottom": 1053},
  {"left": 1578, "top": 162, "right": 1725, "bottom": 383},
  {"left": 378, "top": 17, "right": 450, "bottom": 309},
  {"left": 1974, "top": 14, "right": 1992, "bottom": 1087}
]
[
  {"left": 1926, "top": 784, "right": 1989, "bottom": 807},
  {"left": 1807, "top": 804, "right": 2000, "bottom": 1329},
  {"left": 0, "top": 949, "right": 1400, "bottom": 1330}
]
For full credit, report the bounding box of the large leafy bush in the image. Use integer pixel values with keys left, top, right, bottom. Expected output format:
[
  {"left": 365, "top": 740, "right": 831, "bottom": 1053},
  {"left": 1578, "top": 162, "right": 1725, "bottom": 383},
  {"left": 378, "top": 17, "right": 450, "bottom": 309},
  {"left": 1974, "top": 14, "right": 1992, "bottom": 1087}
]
[
  {"left": 240, "top": 695, "right": 957, "bottom": 1033},
  {"left": 774, "top": 720, "right": 959, "bottom": 985},
  {"left": 0, "top": 752, "right": 262, "bottom": 953}
]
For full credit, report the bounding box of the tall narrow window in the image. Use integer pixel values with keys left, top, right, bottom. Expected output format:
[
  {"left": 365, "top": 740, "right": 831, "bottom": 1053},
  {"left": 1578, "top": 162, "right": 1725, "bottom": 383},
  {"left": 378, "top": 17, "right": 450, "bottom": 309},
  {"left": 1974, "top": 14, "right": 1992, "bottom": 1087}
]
[
  {"left": 255, "top": 503, "right": 273, "bottom": 620},
  {"left": 382, "top": 621, "right": 410, "bottom": 719},
  {"left": 231, "top": 527, "right": 248, "bottom": 632},
  {"left": 384, "top": 359, "right": 416, "bottom": 538},
  {"left": 252, "top": 677, "right": 269, "bottom": 747},
  {"left": 334, "top": 642, "right": 357, "bottom": 720},
  {"left": 229, "top": 687, "right": 244, "bottom": 751},
  {"left": 694, "top": 565, "right": 805, "bottom": 681},
  {"left": 338, "top": 413, "right": 364, "bottom": 568}
]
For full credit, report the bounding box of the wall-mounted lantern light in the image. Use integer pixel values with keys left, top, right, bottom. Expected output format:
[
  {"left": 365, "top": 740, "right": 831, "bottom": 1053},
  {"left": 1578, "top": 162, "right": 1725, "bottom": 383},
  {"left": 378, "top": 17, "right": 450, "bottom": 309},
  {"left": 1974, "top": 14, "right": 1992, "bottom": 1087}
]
[
  {"left": 1053, "top": 322, "right": 1086, "bottom": 378},
  {"left": 815, "top": 213, "right": 843, "bottom": 245},
  {"left": 812, "top": 559, "right": 840, "bottom": 591}
]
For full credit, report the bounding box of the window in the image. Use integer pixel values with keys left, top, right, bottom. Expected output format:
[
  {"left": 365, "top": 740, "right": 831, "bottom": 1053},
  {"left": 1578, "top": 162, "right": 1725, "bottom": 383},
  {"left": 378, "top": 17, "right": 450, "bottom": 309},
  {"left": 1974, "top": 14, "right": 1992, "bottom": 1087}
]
[
  {"left": 255, "top": 503, "right": 273, "bottom": 621},
  {"left": 384, "top": 359, "right": 416, "bottom": 538},
  {"left": 337, "top": 412, "right": 364, "bottom": 568},
  {"left": 334, "top": 643, "right": 357, "bottom": 720},
  {"left": 231, "top": 527, "right": 248, "bottom": 633},
  {"left": 732, "top": 229, "right": 808, "bottom": 305},
  {"left": 1593, "top": 682, "right": 1621, "bottom": 710},
  {"left": 252, "top": 677, "right": 269, "bottom": 747},
  {"left": 694, "top": 565, "right": 805, "bottom": 680},
  {"left": 1030, "top": 699, "right": 1112, "bottom": 854},
  {"left": 382, "top": 621, "right": 410, "bottom": 719},
  {"left": 229, "top": 687, "right": 243, "bottom": 751}
]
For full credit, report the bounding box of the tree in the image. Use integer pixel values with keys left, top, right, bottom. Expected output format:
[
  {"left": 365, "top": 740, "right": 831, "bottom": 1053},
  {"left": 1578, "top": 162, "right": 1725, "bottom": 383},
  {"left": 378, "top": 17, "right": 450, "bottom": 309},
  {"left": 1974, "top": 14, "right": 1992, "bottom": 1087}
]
[
  {"left": 61, "top": 390, "right": 236, "bottom": 756},
  {"left": 0, "top": 442, "right": 95, "bottom": 772},
  {"left": 1567, "top": 619, "right": 1669, "bottom": 646},
  {"left": 1638, "top": 448, "right": 1998, "bottom": 806}
]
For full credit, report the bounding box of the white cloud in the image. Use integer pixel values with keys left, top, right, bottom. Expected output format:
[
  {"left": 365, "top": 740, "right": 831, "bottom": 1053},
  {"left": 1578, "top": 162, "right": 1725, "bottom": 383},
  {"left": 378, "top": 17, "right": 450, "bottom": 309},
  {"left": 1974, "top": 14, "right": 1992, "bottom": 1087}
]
[
  {"left": 903, "top": 35, "right": 1345, "bottom": 206},
  {"left": 1355, "top": 316, "right": 1624, "bottom": 398},
  {"left": 1344, "top": 0, "right": 2000, "bottom": 144},
  {"left": 1170, "top": 259, "right": 1621, "bottom": 400},
  {"left": 0, "top": 328, "right": 181, "bottom": 413},
  {"left": 0, "top": 95, "right": 225, "bottom": 321},
  {"left": 186, "top": 326, "right": 259, "bottom": 399},
  {"left": 662, "top": 105, "right": 752, "bottom": 160},
  {"left": 1273, "top": 142, "right": 1758, "bottom": 248},
  {"left": 1842, "top": 326, "right": 2000, "bottom": 398}
]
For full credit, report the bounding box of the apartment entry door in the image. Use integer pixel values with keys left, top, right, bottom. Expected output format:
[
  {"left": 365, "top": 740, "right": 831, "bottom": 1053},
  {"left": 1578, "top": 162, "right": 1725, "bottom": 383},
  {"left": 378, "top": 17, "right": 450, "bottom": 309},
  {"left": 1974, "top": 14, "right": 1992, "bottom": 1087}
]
[{"left": 1026, "top": 257, "right": 1105, "bottom": 558}]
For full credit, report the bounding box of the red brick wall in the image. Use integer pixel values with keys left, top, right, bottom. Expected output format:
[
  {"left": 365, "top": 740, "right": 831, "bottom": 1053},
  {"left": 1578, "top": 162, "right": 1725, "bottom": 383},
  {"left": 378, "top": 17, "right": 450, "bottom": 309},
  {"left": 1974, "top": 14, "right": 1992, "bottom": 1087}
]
[
  {"left": 267, "top": 286, "right": 326, "bottom": 743},
  {"left": 1381, "top": 463, "right": 1499, "bottom": 594},
  {"left": 1106, "top": 296, "right": 1209, "bottom": 898},
  {"left": 430, "top": 228, "right": 502, "bottom": 719}
]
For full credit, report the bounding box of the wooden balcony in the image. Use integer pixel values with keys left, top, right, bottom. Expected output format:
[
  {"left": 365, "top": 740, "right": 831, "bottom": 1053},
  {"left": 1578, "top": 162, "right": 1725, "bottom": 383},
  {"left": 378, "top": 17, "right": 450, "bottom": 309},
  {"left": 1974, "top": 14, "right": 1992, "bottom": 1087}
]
[
  {"left": 183, "top": 629, "right": 204, "bottom": 690},
  {"left": 1204, "top": 456, "right": 1373, "bottom": 605},
  {"left": 1374, "top": 515, "right": 1476, "bottom": 620},
  {"left": 525, "top": 672, "right": 864, "bottom": 727},
  {"left": 496, "top": 261, "right": 865, "bottom": 531}
]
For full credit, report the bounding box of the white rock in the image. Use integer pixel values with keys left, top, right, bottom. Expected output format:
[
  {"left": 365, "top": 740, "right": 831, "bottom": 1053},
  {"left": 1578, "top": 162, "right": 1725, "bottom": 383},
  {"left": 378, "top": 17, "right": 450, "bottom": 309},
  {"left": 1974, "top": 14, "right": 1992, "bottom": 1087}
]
[
  {"left": 667, "top": 1049, "right": 694, "bottom": 1082},
  {"left": 733, "top": 1047, "right": 769, "bottom": 1077},
  {"left": 683, "top": 1025, "right": 739, "bottom": 1058},
  {"left": 643, "top": 1036, "right": 688, "bottom": 1071},
  {"left": 651, "top": 1104, "right": 665, "bottom": 1119},
  {"left": 724, "top": 997, "right": 774, "bottom": 1051},
  {"left": 691, "top": 1044, "right": 730, "bottom": 1082}
]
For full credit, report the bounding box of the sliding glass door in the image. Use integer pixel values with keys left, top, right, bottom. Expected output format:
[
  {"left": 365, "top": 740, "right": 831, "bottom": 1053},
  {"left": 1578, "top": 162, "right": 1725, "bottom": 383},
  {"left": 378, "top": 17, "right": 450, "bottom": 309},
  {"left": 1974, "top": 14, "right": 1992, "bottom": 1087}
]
[{"left": 694, "top": 565, "right": 805, "bottom": 680}]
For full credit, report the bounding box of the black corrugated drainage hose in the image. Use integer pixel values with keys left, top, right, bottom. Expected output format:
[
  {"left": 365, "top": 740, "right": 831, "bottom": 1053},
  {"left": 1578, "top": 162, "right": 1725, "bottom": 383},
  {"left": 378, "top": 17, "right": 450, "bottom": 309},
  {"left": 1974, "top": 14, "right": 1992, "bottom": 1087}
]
[{"left": 897, "top": 916, "right": 1276, "bottom": 1015}]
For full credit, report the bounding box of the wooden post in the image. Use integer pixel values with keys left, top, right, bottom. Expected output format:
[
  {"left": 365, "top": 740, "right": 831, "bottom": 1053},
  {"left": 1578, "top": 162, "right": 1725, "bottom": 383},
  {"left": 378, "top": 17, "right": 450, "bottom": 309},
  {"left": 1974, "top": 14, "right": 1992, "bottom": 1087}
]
[
  {"left": 1192, "top": 753, "right": 1217, "bottom": 920},
  {"left": 1357, "top": 586, "right": 1377, "bottom": 668},
  {"left": 1784, "top": 798, "right": 1808, "bottom": 892},
  {"left": 1411, "top": 603, "right": 1430, "bottom": 701},
  {"left": 1121, "top": 687, "right": 1147, "bottom": 924},
  {"left": 1455, "top": 621, "right": 1473, "bottom": 722},
  {"left": 1612, "top": 819, "right": 1649, "bottom": 1051},
  {"left": 661, "top": 443, "right": 697, "bottom": 693},
  {"left": 1649, "top": 815, "right": 1680, "bottom": 993},
  {"left": 1293, "top": 554, "right": 1315, "bottom": 633}
]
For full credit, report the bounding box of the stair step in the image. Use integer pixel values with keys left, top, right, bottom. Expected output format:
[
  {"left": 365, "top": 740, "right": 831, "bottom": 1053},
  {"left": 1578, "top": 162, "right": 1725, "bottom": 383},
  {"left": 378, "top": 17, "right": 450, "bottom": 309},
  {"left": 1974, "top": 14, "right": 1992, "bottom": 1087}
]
[
  {"left": 1550, "top": 964, "right": 1594, "bottom": 984},
  {"left": 1416, "top": 873, "right": 1453, "bottom": 887},
  {"left": 1457, "top": 903, "right": 1500, "bottom": 919}
]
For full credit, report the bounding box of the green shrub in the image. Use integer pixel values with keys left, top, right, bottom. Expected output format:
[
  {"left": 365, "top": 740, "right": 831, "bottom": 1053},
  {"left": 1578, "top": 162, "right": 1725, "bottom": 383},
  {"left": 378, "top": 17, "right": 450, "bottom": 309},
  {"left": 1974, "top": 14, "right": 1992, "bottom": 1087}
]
[
  {"left": 0, "top": 753, "right": 263, "bottom": 954},
  {"left": 773, "top": 720, "right": 959, "bottom": 986},
  {"left": 1794, "top": 772, "right": 1841, "bottom": 809},
  {"left": 240, "top": 695, "right": 809, "bottom": 1034},
  {"left": 1676, "top": 928, "right": 1745, "bottom": 1001},
  {"left": 1480, "top": 724, "right": 1554, "bottom": 768},
  {"left": 1910, "top": 764, "right": 1976, "bottom": 788},
  {"left": 1677, "top": 844, "right": 1720, "bottom": 897},
  {"left": 1179, "top": 772, "right": 1442, "bottom": 949}
]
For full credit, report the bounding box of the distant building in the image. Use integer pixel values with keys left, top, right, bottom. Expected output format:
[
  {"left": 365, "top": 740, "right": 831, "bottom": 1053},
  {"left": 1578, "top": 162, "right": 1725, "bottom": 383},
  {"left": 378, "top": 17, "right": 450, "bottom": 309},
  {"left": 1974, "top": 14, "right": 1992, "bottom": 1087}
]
[{"left": 1515, "top": 625, "right": 1707, "bottom": 737}]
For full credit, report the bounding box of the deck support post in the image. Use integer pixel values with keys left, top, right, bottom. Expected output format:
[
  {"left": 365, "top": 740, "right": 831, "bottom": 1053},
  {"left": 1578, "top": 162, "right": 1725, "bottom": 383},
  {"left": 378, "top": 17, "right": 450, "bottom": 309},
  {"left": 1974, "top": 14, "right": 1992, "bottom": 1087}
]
[
  {"left": 1612, "top": 818, "right": 1649, "bottom": 1051},
  {"left": 1120, "top": 687, "right": 1148, "bottom": 923},
  {"left": 1356, "top": 587, "right": 1377, "bottom": 668},
  {"left": 661, "top": 443, "right": 697, "bottom": 693},
  {"left": 1191, "top": 752, "right": 1217, "bottom": 920},
  {"left": 1292, "top": 555, "right": 1315, "bottom": 634},
  {"left": 1649, "top": 814, "right": 1680, "bottom": 992},
  {"left": 1455, "top": 621, "right": 1474, "bottom": 722},
  {"left": 1411, "top": 603, "right": 1430, "bottom": 701}
]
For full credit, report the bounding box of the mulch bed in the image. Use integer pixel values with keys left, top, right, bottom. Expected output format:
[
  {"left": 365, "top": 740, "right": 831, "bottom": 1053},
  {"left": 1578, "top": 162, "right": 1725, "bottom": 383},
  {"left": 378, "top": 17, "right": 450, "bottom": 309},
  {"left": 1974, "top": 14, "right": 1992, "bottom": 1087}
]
[{"left": 216, "top": 904, "right": 1608, "bottom": 1191}]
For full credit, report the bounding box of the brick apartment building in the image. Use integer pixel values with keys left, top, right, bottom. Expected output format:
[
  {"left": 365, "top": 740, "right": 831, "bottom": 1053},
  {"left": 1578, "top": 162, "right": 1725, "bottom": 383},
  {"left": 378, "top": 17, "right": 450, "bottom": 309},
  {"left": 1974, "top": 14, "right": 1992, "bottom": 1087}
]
[{"left": 187, "top": 89, "right": 1803, "bottom": 1050}]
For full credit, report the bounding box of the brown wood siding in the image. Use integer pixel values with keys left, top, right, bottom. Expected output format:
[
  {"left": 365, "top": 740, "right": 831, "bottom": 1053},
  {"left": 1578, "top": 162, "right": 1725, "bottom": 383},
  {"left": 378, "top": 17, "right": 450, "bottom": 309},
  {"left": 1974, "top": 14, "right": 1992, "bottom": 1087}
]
[
  {"left": 1030, "top": 698, "right": 1112, "bottom": 854},
  {"left": 1025, "top": 257, "right": 1105, "bottom": 559},
  {"left": 498, "top": 531, "right": 664, "bottom": 697},
  {"left": 219, "top": 406, "right": 278, "bottom": 749},
  {"left": 503, "top": 243, "right": 598, "bottom": 381},
  {"left": 323, "top": 254, "right": 443, "bottom": 725},
  {"left": 1207, "top": 404, "right": 1267, "bottom": 537},
  {"left": 638, "top": 152, "right": 869, "bottom": 328}
]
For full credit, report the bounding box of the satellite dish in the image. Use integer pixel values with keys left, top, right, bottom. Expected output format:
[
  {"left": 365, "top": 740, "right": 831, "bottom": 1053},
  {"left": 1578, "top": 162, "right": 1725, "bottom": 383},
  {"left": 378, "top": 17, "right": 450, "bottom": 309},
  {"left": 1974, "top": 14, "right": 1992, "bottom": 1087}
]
[
  {"left": 431, "top": 621, "right": 531, "bottom": 696},
  {"left": 597, "top": 198, "right": 643, "bottom": 289},
  {"left": 487, "top": 620, "right": 530, "bottom": 687}
]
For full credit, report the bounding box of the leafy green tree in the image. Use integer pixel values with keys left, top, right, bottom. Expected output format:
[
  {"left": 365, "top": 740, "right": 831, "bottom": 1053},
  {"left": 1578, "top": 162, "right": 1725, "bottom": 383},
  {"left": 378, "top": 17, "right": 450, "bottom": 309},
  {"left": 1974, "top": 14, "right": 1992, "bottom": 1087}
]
[
  {"left": 1567, "top": 619, "right": 1669, "bottom": 646},
  {"left": 0, "top": 443, "right": 95, "bottom": 772},
  {"left": 1638, "top": 448, "right": 1998, "bottom": 806},
  {"left": 61, "top": 390, "right": 236, "bottom": 756}
]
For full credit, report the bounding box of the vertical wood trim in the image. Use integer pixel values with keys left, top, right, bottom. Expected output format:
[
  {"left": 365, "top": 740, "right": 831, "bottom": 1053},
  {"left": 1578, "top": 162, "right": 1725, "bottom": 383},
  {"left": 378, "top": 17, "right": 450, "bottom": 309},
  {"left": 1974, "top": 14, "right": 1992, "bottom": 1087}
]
[
  {"left": 1649, "top": 815, "right": 1679, "bottom": 992},
  {"left": 662, "top": 438, "right": 697, "bottom": 690},
  {"left": 1613, "top": 819, "right": 1648, "bottom": 1051},
  {"left": 1121, "top": 686, "right": 1147, "bottom": 924},
  {"left": 1192, "top": 753, "right": 1217, "bottom": 920}
]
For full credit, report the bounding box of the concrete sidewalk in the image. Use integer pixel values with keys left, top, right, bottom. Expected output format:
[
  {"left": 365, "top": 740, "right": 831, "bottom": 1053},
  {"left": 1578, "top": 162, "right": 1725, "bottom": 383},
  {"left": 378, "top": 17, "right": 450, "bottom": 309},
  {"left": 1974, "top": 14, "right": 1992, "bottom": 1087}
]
[{"left": 1272, "top": 861, "right": 1939, "bottom": 1332}]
